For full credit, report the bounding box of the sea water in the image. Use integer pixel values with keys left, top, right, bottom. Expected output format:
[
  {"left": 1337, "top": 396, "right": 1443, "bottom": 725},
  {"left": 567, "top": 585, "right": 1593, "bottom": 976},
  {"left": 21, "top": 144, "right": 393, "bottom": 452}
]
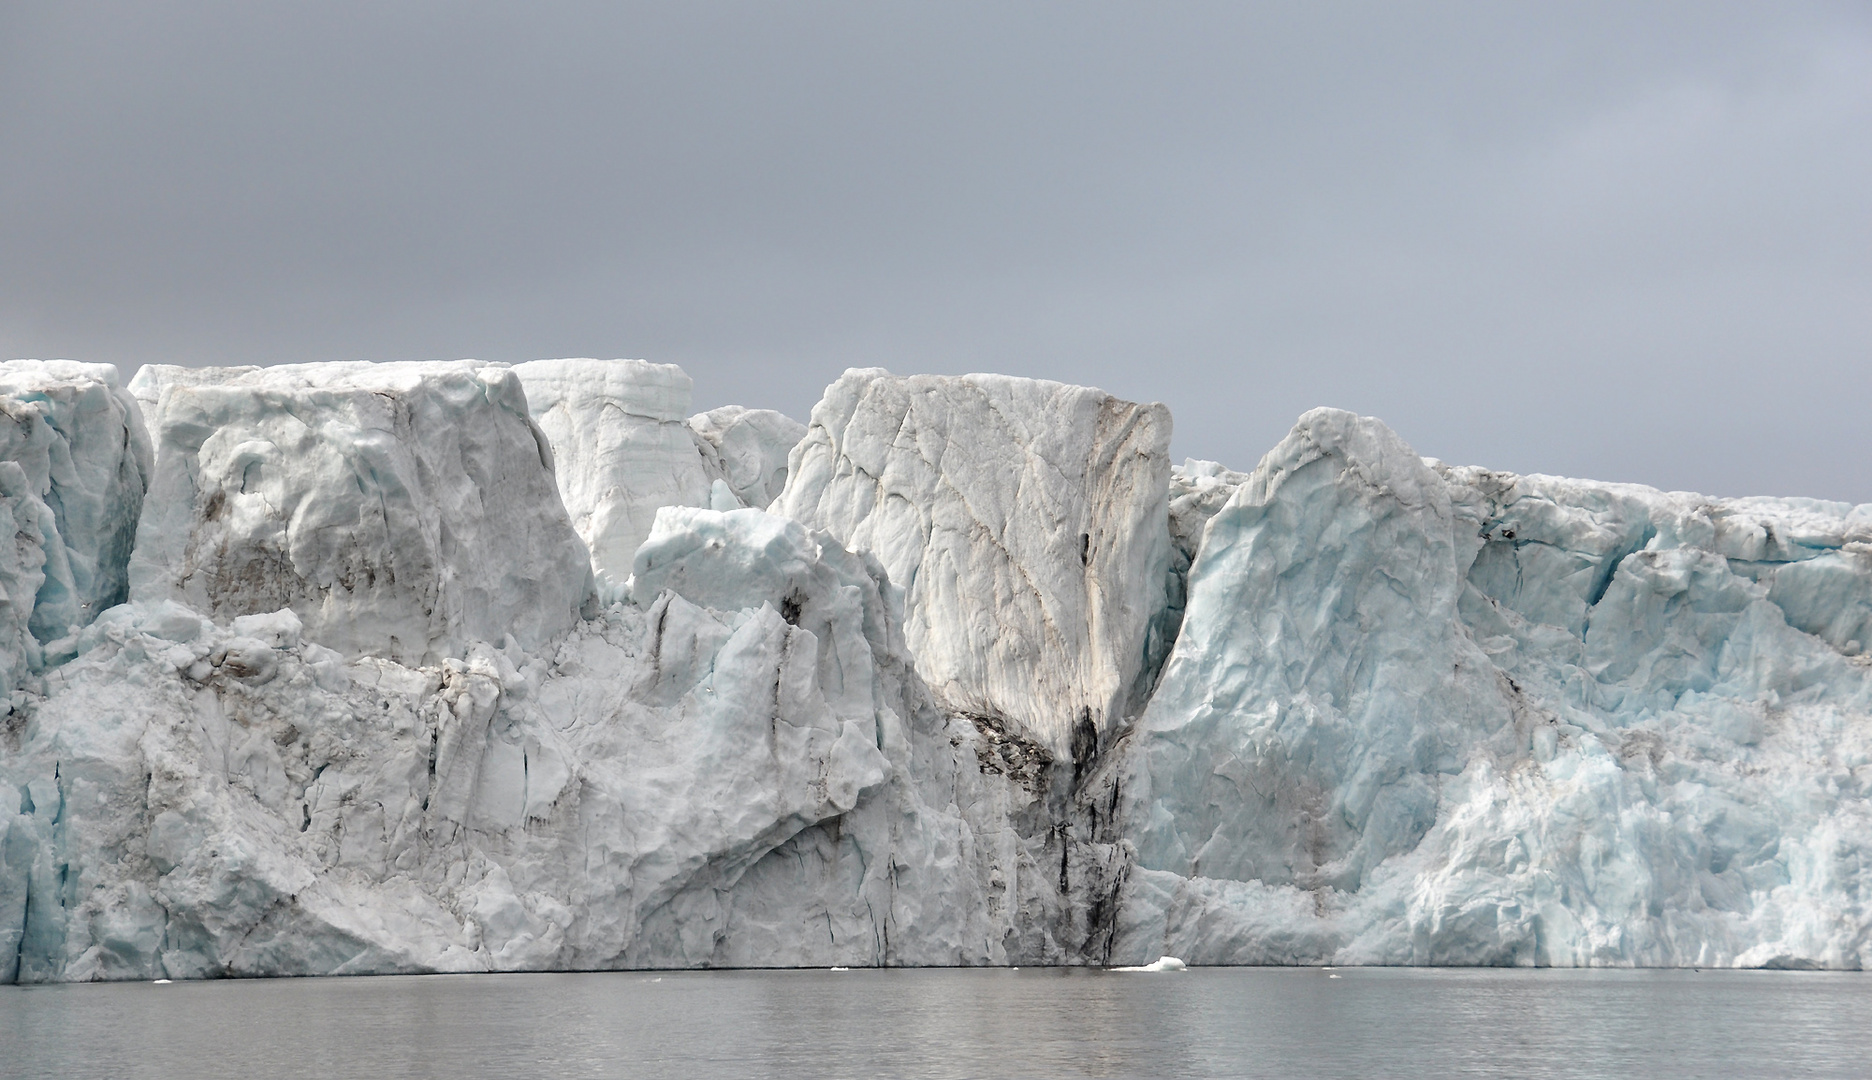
[{"left": 5, "top": 967, "right": 1868, "bottom": 1079}]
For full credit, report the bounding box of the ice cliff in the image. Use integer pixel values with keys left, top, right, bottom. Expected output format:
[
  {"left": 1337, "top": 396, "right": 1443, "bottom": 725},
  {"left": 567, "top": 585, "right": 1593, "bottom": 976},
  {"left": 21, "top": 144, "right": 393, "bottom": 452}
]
[
  {"left": 1116, "top": 410, "right": 1872, "bottom": 969},
  {"left": 127, "top": 362, "right": 590, "bottom": 664},
  {"left": 0, "top": 361, "right": 149, "bottom": 693},
  {"left": 512, "top": 359, "right": 803, "bottom": 593},
  {"left": 778, "top": 369, "right": 1172, "bottom": 759},
  {"left": 3, "top": 358, "right": 1871, "bottom": 980}
]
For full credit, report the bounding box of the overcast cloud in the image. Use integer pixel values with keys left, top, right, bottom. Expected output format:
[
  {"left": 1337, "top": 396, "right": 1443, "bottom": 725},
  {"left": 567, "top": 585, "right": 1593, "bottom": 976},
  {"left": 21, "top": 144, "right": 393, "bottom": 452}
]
[{"left": 3, "top": 2, "right": 1868, "bottom": 499}]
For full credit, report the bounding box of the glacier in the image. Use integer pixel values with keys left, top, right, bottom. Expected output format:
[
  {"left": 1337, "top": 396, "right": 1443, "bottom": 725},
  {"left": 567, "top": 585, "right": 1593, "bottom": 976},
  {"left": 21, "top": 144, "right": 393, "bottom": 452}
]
[
  {"left": 3, "top": 357, "right": 1870, "bottom": 981},
  {"left": 777, "top": 368, "right": 1173, "bottom": 760},
  {"left": 127, "top": 362, "right": 591, "bottom": 664},
  {"left": 512, "top": 359, "right": 804, "bottom": 594},
  {"left": 1117, "top": 410, "right": 1872, "bottom": 968},
  {"left": 0, "top": 361, "right": 150, "bottom": 693}
]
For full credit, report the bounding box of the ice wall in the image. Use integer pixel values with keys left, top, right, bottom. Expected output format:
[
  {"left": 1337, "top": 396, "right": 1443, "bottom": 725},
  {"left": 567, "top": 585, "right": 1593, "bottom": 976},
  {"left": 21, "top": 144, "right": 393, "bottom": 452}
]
[
  {"left": 630, "top": 506, "right": 1119, "bottom": 967},
  {"left": 0, "top": 592, "right": 882, "bottom": 979},
  {"left": 1115, "top": 408, "right": 1872, "bottom": 969},
  {"left": 127, "top": 362, "right": 590, "bottom": 665},
  {"left": 0, "top": 361, "right": 151, "bottom": 693},
  {"left": 0, "top": 497, "right": 1105, "bottom": 979},
  {"left": 687, "top": 406, "right": 806, "bottom": 512},
  {"left": 7, "top": 357, "right": 1872, "bottom": 980},
  {"left": 512, "top": 360, "right": 720, "bottom": 590},
  {"left": 777, "top": 369, "right": 1173, "bottom": 759},
  {"left": 514, "top": 362, "right": 810, "bottom": 591},
  {"left": 2, "top": 359, "right": 1133, "bottom": 980}
]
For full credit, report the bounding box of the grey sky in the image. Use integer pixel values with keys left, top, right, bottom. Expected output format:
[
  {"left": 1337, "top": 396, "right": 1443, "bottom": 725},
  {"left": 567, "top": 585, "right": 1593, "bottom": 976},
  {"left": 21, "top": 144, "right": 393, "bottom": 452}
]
[{"left": 4, "top": 2, "right": 1868, "bottom": 500}]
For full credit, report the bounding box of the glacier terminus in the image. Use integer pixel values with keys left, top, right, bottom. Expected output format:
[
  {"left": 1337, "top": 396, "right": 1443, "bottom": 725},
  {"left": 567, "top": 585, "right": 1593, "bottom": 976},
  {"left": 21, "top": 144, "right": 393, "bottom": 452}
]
[{"left": 2, "top": 357, "right": 1869, "bottom": 982}]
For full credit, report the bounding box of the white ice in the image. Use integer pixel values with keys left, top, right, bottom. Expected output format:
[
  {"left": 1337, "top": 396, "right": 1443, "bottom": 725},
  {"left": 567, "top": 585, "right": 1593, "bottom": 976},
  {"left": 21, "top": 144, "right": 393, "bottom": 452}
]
[
  {"left": 514, "top": 361, "right": 811, "bottom": 594},
  {"left": 0, "top": 507, "right": 898, "bottom": 979},
  {"left": 512, "top": 359, "right": 721, "bottom": 593},
  {"left": 0, "top": 361, "right": 150, "bottom": 693},
  {"left": 687, "top": 405, "right": 806, "bottom": 512},
  {"left": 777, "top": 368, "right": 1173, "bottom": 759},
  {"left": 127, "top": 362, "right": 591, "bottom": 665},
  {"left": 1115, "top": 408, "right": 1872, "bottom": 969},
  {"left": 6, "top": 364, "right": 1872, "bottom": 981},
  {"left": 1113, "top": 955, "right": 1187, "bottom": 972}
]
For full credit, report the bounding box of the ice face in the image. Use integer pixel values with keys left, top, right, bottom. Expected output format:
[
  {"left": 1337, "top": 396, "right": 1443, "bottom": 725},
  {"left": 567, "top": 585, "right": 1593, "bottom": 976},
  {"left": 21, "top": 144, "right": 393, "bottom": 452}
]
[
  {"left": 126, "top": 362, "right": 591, "bottom": 665},
  {"left": 512, "top": 359, "right": 722, "bottom": 593},
  {"left": 632, "top": 506, "right": 900, "bottom": 730},
  {"left": 0, "top": 361, "right": 150, "bottom": 692},
  {"left": 687, "top": 406, "right": 807, "bottom": 512},
  {"left": 0, "top": 512, "right": 894, "bottom": 979},
  {"left": 1114, "top": 408, "right": 1872, "bottom": 968},
  {"left": 777, "top": 368, "right": 1173, "bottom": 759},
  {"left": 0, "top": 494, "right": 1110, "bottom": 978},
  {"left": 1126, "top": 409, "right": 1509, "bottom": 891},
  {"left": 6, "top": 361, "right": 1872, "bottom": 980}
]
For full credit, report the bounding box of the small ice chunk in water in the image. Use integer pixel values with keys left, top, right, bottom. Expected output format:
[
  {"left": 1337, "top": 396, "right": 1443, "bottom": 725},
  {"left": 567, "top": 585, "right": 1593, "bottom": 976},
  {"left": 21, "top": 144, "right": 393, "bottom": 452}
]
[{"left": 1114, "top": 956, "right": 1187, "bottom": 972}]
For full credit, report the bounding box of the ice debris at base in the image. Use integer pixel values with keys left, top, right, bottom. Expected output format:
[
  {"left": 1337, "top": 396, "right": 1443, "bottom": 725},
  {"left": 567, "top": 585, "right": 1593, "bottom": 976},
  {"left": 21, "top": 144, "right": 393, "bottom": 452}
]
[
  {"left": 1113, "top": 955, "right": 1187, "bottom": 972},
  {"left": 4, "top": 359, "right": 1872, "bottom": 981}
]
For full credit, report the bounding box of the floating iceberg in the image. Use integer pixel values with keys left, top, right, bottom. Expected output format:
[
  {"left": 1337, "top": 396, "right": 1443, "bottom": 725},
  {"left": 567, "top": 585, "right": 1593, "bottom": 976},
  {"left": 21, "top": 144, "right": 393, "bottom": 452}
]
[{"left": 3, "top": 361, "right": 1870, "bottom": 981}]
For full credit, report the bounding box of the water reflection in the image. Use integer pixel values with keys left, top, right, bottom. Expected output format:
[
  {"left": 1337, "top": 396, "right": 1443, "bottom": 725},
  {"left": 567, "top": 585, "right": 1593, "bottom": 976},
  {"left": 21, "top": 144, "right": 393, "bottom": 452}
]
[{"left": 5, "top": 966, "right": 1867, "bottom": 1079}]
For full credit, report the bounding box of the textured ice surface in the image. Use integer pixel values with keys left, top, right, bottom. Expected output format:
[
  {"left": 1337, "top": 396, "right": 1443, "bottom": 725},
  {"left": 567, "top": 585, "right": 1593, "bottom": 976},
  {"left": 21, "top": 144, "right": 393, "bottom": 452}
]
[
  {"left": 0, "top": 361, "right": 150, "bottom": 693},
  {"left": 512, "top": 360, "right": 720, "bottom": 590},
  {"left": 7, "top": 361, "right": 1872, "bottom": 981},
  {"left": 1115, "top": 408, "right": 1872, "bottom": 969},
  {"left": 688, "top": 406, "right": 806, "bottom": 512},
  {"left": 1157, "top": 458, "right": 1255, "bottom": 670},
  {"left": 127, "top": 362, "right": 590, "bottom": 665},
  {"left": 514, "top": 361, "right": 810, "bottom": 589},
  {"left": 631, "top": 506, "right": 1121, "bottom": 967},
  {"left": 0, "top": 501, "right": 1100, "bottom": 978},
  {"left": 0, "top": 518, "right": 889, "bottom": 979},
  {"left": 778, "top": 369, "right": 1172, "bottom": 758}
]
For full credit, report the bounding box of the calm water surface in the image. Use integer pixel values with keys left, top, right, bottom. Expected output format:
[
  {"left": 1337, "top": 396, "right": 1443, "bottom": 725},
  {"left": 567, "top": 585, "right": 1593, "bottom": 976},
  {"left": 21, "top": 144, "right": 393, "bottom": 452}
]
[{"left": 5, "top": 966, "right": 1868, "bottom": 1079}]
